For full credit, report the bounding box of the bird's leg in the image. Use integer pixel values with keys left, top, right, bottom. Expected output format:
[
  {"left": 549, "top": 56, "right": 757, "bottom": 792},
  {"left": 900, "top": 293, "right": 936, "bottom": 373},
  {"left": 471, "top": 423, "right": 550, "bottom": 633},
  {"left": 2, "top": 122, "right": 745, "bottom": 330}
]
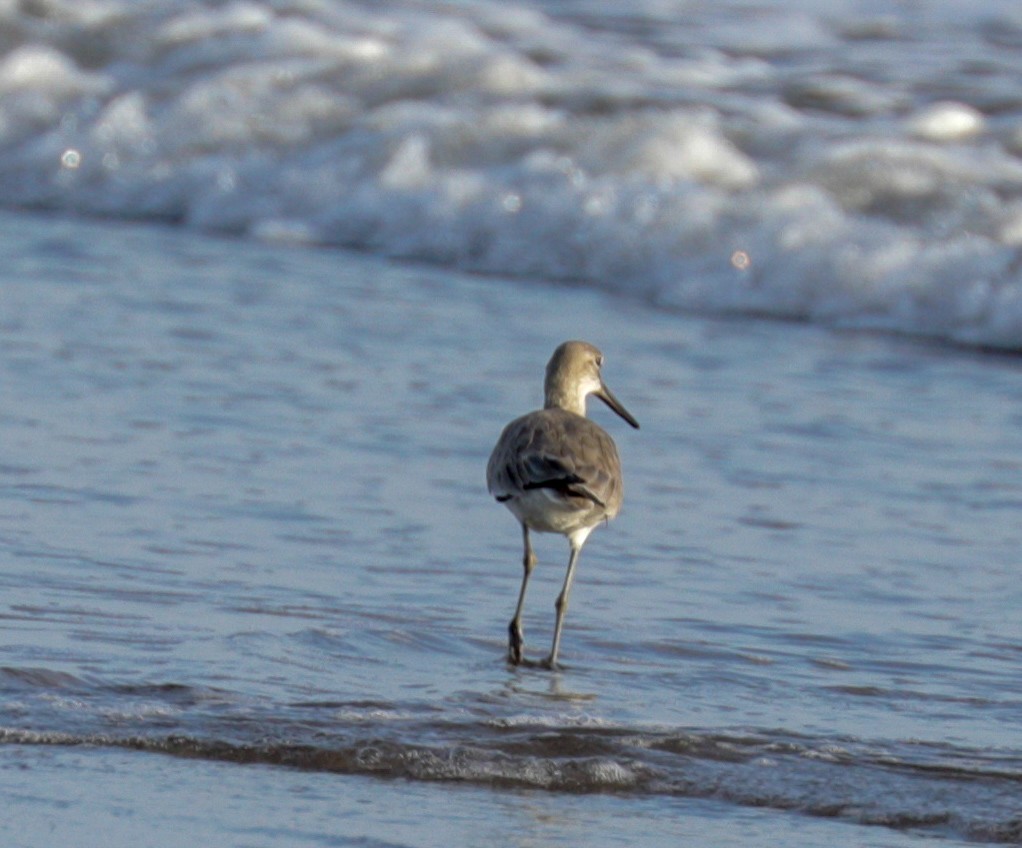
[
  {"left": 543, "top": 539, "right": 583, "bottom": 670},
  {"left": 508, "top": 524, "right": 536, "bottom": 665}
]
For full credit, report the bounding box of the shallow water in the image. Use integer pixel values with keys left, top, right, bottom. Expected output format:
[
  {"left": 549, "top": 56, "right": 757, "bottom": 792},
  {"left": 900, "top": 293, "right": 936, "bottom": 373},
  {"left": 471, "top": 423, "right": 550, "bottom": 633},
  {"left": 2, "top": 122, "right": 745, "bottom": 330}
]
[{"left": 1, "top": 210, "right": 1021, "bottom": 845}]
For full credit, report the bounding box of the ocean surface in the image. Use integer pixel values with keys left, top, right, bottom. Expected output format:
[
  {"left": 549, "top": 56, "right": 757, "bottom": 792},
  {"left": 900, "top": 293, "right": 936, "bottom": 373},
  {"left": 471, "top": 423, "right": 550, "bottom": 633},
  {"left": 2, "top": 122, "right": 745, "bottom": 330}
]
[{"left": 2, "top": 0, "right": 1022, "bottom": 845}]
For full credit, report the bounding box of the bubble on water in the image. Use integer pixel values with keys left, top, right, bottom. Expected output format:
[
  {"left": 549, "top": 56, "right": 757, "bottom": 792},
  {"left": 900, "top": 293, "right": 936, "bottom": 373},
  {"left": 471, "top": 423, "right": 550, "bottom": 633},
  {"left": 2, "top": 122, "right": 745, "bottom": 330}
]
[
  {"left": 731, "top": 249, "right": 751, "bottom": 270},
  {"left": 501, "top": 192, "right": 522, "bottom": 213}
]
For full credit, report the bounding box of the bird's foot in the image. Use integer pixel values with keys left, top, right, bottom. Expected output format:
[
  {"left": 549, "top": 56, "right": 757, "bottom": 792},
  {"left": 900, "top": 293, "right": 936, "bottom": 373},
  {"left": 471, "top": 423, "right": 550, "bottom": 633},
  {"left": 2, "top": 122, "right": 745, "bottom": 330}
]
[{"left": 508, "top": 621, "right": 524, "bottom": 665}]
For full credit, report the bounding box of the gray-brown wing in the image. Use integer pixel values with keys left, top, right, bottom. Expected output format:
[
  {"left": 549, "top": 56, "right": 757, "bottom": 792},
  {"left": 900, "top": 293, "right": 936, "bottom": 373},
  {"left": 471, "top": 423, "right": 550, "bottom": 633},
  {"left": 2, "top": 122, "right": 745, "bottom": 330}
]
[{"left": 487, "top": 409, "right": 623, "bottom": 515}]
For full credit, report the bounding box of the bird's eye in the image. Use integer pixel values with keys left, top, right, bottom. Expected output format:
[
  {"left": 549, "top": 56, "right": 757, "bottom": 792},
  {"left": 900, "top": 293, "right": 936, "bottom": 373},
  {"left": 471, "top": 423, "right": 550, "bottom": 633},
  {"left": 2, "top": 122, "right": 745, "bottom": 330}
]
[{"left": 596, "top": 355, "right": 604, "bottom": 368}]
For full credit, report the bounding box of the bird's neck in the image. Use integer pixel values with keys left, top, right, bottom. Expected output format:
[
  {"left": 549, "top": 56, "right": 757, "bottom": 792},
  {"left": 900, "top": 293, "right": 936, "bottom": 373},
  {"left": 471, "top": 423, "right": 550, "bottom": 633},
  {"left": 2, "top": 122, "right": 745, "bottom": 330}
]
[{"left": 544, "top": 387, "right": 587, "bottom": 417}]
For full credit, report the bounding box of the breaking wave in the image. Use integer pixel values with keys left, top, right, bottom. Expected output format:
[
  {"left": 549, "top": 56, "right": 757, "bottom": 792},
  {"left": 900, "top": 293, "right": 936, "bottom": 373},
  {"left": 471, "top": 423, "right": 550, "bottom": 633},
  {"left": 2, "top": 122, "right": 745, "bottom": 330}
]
[{"left": 4, "top": 0, "right": 1022, "bottom": 346}]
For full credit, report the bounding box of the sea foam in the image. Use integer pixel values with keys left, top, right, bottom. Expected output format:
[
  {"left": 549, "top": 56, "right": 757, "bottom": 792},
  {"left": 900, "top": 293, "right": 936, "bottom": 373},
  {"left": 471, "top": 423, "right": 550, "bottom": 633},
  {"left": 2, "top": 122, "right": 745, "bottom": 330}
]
[{"left": 3, "top": 0, "right": 1022, "bottom": 348}]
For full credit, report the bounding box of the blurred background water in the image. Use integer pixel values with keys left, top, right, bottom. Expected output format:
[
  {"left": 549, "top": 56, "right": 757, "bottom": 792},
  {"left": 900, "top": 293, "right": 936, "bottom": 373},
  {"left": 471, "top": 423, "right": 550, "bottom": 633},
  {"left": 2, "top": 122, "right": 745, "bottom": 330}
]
[{"left": 2, "top": 1, "right": 1022, "bottom": 845}]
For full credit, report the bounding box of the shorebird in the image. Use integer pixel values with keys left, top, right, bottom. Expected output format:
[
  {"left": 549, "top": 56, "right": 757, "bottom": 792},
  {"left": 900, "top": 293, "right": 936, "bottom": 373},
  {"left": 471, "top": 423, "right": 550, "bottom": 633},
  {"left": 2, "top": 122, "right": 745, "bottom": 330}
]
[{"left": 486, "top": 340, "right": 639, "bottom": 669}]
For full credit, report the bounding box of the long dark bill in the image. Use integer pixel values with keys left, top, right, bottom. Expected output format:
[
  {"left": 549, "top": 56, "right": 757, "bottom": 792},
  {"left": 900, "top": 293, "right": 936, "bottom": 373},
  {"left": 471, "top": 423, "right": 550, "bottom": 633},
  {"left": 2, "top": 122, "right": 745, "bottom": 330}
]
[{"left": 596, "top": 382, "right": 640, "bottom": 429}]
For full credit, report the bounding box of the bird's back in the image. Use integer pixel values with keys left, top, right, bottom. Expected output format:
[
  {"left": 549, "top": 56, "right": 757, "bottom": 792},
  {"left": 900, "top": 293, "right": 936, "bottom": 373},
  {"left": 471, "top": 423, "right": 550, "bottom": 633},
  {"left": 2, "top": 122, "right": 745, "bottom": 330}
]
[{"left": 487, "top": 408, "right": 624, "bottom": 532}]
